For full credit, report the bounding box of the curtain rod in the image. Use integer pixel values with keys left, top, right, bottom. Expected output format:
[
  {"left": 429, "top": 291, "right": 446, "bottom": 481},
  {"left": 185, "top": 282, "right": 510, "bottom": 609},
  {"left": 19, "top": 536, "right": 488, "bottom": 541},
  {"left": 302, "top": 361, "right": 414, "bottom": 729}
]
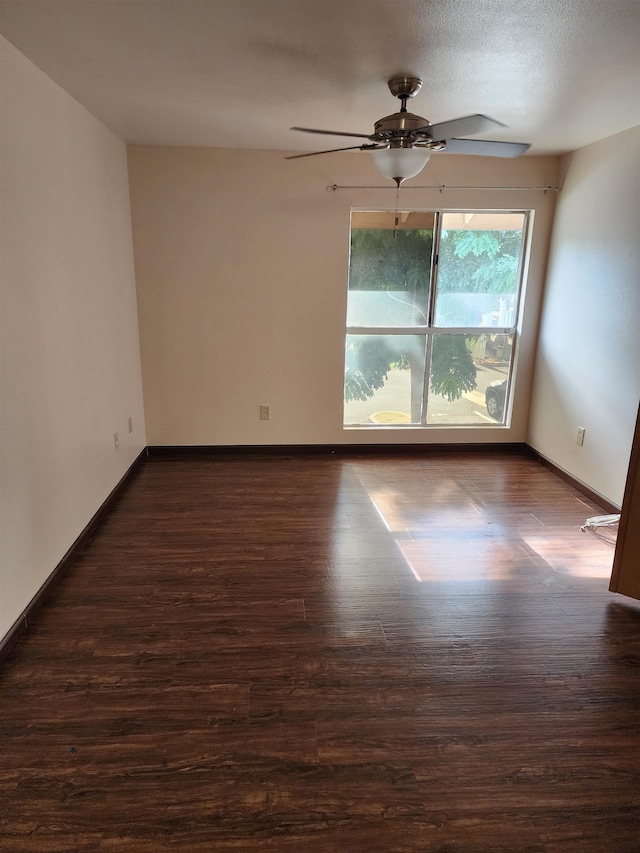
[{"left": 326, "top": 184, "right": 560, "bottom": 193}]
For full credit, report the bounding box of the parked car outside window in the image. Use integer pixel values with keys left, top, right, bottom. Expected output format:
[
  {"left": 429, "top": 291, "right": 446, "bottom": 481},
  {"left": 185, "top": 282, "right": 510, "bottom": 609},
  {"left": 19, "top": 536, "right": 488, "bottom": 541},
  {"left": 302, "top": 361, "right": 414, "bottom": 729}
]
[{"left": 485, "top": 379, "right": 507, "bottom": 420}]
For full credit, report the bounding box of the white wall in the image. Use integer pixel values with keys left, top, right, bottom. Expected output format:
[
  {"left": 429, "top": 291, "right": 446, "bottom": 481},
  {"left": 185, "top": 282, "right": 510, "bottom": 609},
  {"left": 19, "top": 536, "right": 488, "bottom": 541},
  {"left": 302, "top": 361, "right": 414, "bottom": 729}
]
[
  {"left": 528, "top": 125, "right": 640, "bottom": 507},
  {"left": 128, "top": 144, "right": 558, "bottom": 447},
  {"left": 0, "top": 38, "right": 146, "bottom": 641}
]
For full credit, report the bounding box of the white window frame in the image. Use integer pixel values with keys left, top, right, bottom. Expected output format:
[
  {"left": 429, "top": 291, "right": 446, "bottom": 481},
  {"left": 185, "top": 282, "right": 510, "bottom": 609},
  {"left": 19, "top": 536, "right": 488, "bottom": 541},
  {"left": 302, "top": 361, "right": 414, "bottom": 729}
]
[{"left": 344, "top": 209, "right": 531, "bottom": 428}]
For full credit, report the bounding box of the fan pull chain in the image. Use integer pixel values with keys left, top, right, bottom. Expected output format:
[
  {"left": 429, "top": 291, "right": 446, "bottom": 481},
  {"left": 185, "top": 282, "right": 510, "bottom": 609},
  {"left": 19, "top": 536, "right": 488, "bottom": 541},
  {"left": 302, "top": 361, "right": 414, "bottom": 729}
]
[{"left": 393, "top": 183, "right": 400, "bottom": 239}]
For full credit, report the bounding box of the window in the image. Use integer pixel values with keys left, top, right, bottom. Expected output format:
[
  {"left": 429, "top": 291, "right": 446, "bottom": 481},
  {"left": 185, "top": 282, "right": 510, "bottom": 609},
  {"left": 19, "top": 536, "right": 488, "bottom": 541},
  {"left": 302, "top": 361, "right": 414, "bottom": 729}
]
[{"left": 344, "top": 210, "right": 528, "bottom": 427}]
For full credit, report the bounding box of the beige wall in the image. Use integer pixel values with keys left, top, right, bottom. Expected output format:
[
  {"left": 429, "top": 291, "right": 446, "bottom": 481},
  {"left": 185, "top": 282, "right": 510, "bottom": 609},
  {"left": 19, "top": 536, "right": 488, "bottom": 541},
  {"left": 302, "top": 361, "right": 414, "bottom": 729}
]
[
  {"left": 528, "top": 125, "right": 640, "bottom": 506},
  {"left": 0, "top": 38, "right": 146, "bottom": 641},
  {"left": 128, "top": 144, "right": 558, "bottom": 447}
]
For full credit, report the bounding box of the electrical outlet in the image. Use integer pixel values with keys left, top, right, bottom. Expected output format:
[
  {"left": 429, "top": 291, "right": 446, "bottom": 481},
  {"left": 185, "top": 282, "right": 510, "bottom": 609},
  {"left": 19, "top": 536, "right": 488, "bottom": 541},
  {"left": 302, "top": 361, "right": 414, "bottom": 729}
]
[
  {"left": 128, "top": 417, "right": 133, "bottom": 434},
  {"left": 114, "top": 432, "right": 119, "bottom": 450},
  {"left": 576, "top": 427, "right": 585, "bottom": 446},
  {"left": 259, "top": 405, "right": 271, "bottom": 421}
]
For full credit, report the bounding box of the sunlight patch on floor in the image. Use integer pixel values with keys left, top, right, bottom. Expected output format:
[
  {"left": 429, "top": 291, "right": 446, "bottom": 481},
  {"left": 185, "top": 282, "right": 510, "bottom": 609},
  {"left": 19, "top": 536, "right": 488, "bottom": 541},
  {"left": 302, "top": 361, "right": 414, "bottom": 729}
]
[{"left": 520, "top": 533, "right": 614, "bottom": 579}]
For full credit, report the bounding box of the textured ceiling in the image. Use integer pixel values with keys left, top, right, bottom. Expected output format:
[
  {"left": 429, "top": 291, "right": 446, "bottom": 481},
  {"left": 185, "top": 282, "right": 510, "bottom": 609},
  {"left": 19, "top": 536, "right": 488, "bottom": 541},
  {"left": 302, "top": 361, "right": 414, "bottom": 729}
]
[{"left": 1, "top": 0, "right": 639, "bottom": 155}]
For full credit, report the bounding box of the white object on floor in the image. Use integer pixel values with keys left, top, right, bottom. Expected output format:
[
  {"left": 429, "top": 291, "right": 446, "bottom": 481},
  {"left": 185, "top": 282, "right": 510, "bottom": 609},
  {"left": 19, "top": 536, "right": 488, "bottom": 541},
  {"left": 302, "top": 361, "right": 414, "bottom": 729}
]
[{"left": 581, "top": 514, "right": 620, "bottom": 532}]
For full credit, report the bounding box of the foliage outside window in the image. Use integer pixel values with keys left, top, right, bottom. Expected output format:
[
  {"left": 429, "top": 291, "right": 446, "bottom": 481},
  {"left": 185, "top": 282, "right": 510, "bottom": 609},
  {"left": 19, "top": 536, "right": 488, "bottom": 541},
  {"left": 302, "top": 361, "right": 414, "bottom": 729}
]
[{"left": 344, "top": 210, "right": 527, "bottom": 426}]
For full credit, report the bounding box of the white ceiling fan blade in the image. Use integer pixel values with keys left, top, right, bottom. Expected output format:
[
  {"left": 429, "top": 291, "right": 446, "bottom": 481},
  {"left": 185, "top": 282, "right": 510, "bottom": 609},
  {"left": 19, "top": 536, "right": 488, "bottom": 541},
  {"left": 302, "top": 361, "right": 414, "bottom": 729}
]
[
  {"left": 422, "top": 114, "right": 506, "bottom": 141},
  {"left": 285, "top": 144, "right": 376, "bottom": 160},
  {"left": 443, "top": 138, "right": 530, "bottom": 157},
  {"left": 291, "top": 126, "right": 372, "bottom": 140}
]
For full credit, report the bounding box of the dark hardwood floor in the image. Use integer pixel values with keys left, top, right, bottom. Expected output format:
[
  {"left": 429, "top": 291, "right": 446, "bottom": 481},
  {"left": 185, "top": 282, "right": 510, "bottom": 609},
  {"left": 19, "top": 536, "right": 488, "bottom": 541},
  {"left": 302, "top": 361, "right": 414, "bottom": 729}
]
[{"left": 1, "top": 452, "right": 639, "bottom": 852}]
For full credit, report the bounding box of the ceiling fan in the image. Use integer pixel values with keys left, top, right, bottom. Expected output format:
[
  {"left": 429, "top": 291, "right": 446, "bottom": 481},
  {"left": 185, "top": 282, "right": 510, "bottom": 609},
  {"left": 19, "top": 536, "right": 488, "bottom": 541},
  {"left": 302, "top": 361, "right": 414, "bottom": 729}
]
[{"left": 286, "top": 76, "right": 530, "bottom": 185}]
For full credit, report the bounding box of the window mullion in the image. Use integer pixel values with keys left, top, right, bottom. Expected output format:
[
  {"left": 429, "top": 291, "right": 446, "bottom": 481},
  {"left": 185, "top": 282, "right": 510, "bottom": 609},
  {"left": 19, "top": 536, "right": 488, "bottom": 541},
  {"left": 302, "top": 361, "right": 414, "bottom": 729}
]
[
  {"left": 421, "top": 330, "right": 433, "bottom": 425},
  {"left": 428, "top": 212, "right": 442, "bottom": 328},
  {"left": 346, "top": 326, "right": 428, "bottom": 336},
  {"left": 430, "top": 326, "right": 515, "bottom": 335},
  {"left": 420, "top": 213, "right": 442, "bottom": 424}
]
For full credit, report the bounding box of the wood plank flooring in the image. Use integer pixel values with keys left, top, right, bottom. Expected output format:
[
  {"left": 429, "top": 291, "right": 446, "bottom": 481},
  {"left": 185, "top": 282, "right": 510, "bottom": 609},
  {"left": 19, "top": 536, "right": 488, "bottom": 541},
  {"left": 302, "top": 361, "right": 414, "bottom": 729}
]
[{"left": 1, "top": 452, "right": 639, "bottom": 852}]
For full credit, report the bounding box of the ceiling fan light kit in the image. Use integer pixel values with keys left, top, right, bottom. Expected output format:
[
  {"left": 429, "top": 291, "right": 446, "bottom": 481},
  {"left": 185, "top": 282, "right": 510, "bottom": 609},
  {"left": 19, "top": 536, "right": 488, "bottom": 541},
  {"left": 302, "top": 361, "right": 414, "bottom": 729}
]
[
  {"left": 371, "top": 145, "right": 431, "bottom": 185},
  {"left": 287, "top": 75, "right": 530, "bottom": 185}
]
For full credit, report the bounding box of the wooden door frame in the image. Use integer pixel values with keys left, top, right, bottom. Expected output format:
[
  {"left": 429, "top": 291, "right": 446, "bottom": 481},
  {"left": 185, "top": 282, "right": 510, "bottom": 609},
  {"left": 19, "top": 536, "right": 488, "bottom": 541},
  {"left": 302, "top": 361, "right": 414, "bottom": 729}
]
[{"left": 610, "top": 402, "right": 640, "bottom": 599}]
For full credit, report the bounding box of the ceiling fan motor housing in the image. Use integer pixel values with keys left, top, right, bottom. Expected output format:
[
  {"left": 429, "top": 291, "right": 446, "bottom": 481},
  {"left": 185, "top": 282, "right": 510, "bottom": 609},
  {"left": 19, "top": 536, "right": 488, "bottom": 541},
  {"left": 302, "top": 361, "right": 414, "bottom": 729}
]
[{"left": 374, "top": 111, "right": 431, "bottom": 140}]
